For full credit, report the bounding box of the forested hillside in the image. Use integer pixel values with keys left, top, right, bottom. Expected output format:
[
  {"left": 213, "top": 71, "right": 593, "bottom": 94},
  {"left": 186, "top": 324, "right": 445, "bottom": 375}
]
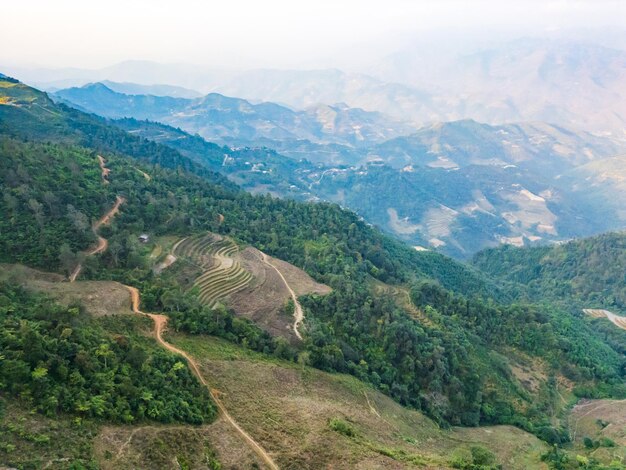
[
  {"left": 0, "top": 283, "right": 215, "bottom": 424},
  {"left": 1, "top": 76, "right": 625, "bottom": 455},
  {"left": 472, "top": 232, "right": 626, "bottom": 314}
]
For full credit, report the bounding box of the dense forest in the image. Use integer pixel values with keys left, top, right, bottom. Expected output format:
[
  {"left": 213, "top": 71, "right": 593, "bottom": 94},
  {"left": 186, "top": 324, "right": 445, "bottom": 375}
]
[
  {"left": 303, "top": 279, "right": 625, "bottom": 438},
  {"left": 0, "top": 283, "right": 215, "bottom": 424},
  {"left": 1, "top": 77, "right": 625, "bottom": 449},
  {"left": 472, "top": 234, "right": 626, "bottom": 314}
]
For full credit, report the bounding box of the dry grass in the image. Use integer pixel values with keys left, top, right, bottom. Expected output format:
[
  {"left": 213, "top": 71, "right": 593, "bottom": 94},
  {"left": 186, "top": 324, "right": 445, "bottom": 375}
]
[
  {"left": 569, "top": 399, "right": 626, "bottom": 463},
  {"left": 0, "top": 263, "right": 131, "bottom": 316},
  {"left": 94, "top": 420, "right": 258, "bottom": 470},
  {"left": 170, "top": 333, "right": 549, "bottom": 469}
]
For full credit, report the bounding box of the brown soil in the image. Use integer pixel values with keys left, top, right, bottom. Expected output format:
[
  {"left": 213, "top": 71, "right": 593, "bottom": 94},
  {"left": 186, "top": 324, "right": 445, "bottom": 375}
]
[
  {"left": 263, "top": 255, "right": 331, "bottom": 297},
  {"left": 259, "top": 251, "right": 306, "bottom": 340},
  {"left": 125, "top": 285, "right": 279, "bottom": 470},
  {"left": 583, "top": 308, "right": 626, "bottom": 330},
  {"left": 98, "top": 155, "right": 111, "bottom": 184},
  {"left": 228, "top": 247, "right": 330, "bottom": 341}
]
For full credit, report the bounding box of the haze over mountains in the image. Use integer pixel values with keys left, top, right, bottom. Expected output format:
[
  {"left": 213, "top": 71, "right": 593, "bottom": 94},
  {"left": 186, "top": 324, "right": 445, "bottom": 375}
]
[
  {"left": 3, "top": 2, "right": 626, "bottom": 466},
  {"left": 10, "top": 36, "right": 626, "bottom": 137},
  {"left": 54, "top": 82, "right": 416, "bottom": 148},
  {"left": 52, "top": 77, "right": 626, "bottom": 258}
]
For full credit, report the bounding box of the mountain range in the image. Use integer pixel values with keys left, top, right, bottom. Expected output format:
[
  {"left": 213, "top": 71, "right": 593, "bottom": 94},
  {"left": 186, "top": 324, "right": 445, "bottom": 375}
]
[
  {"left": 1, "top": 71, "right": 625, "bottom": 469},
  {"left": 7, "top": 37, "right": 626, "bottom": 136},
  {"left": 54, "top": 82, "right": 416, "bottom": 148},
  {"left": 52, "top": 82, "right": 626, "bottom": 258}
]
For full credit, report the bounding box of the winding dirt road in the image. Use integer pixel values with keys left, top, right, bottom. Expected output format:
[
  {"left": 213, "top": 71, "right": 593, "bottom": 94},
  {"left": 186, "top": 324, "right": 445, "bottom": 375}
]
[
  {"left": 98, "top": 155, "right": 111, "bottom": 184},
  {"left": 69, "top": 195, "right": 125, "bottom": 282},
  {"left": 125, "top": 286, "right": 279, "bottom": 470},
  {"left": 68, "top": 156, "right": 278, "bottom": 468},
  {"left": 259, "top": 252, "right": 304, "bottom": 340}
]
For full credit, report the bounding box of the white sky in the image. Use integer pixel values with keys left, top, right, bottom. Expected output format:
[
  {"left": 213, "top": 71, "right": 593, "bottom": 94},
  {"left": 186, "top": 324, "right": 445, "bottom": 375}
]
[{"left": 2, "top": 0, "right": 625, "bottom": 69}]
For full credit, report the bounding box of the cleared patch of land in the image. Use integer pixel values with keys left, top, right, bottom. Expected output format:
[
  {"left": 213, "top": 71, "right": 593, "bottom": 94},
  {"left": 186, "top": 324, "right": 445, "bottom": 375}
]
[
  {"left": 0, "top": 263, "right": 131, "bottom": 317},
  {"left": 172, "top": 233, "right": 330, "bottom": 341},
  {"left": 569, "top": 399, "right": 626, "bottom": 463},
  {"left": 94, "top": 421, "right": 257, "bottom": 470},
  {"left": 173, "top": 233, "right": 252, "bottom": 307},
  {"left": 583, "top": 308, "right": 626, "bottom": 330}
]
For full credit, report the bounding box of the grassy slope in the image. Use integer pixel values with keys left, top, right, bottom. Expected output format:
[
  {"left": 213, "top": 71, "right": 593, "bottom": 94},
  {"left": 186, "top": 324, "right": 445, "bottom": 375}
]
[
  {"left": 171, "top": 333, "right": 549, "bottom": 469},
  {"left": 568, "top": 399, "right": 626, "bottom": 463}
]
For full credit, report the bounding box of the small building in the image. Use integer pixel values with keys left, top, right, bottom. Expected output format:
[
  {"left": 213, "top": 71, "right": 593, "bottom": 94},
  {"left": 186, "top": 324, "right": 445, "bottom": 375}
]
[{"left": 138, "top": 234, "right": 150, "bottom": 243}]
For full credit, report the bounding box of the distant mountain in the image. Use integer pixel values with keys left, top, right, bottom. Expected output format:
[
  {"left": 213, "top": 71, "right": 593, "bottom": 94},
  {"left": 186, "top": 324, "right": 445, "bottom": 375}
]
[
  {"left": 49, "top": 80, "right": 626, "bottom": 258},
  {"left": 370, "top": 120, "right": 623, "bottom": 173},
  {"left": 113, "top": 115, "right": 626, "bottom": 258},
  {"left": 53, "top": 83, "right": 416, "bottom": 148},
  {"left": 99, "top": 80, "right": 202, "bottom": 98},
  {"left": 9, "top": 37, "right": 626, "bottom": 135},
  {"left": 370, "top": 39, "right": 626, "bottom": 134},
  {"left": 310, "top": 162, "right": 619, "bottom": 258},
  {"left": 208, "top": 68, "right": 440, "bottom": 124}
]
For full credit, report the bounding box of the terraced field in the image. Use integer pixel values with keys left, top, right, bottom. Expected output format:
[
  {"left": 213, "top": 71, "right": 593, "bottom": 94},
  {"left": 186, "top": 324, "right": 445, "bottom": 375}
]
[{"left": 174, "top": 233, "right": 252, "bottom": 307}]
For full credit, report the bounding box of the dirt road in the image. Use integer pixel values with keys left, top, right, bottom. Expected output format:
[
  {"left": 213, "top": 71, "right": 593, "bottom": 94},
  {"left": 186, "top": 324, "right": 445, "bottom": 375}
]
[
  {"left": 125, "top": 285, "right": 279, "bottom": 470},
  {"left": 69, "top": 195, "right": 125, "bottom": 282},
  {"left": 98, "top": 155, "right": 111, "bottom": 184},
  {"left": 259, "top": 252, "right": 304, "bottom": 340},
  {"left": 583, "top": 308, "right": 626, "bottom": 330},
  {"left": 68, "top": 156, "right": 278, "bottom": 468}
]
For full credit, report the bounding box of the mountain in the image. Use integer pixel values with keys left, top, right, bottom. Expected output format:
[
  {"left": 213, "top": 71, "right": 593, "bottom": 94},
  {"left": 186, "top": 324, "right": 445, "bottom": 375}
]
[
  {"left": 111, "top": 112, "right": 626, "bottom": 258},
  {"left": 53, "top": 82, "right": 417, "bottom": 148},
  {"left": 472, "top": 231, "right": 626, "bottom": 315},
  {"left": 99, "top": 80, "right": 202, "bottom": 98},
  {"left": 557, "top": 153, "right": 626, "bottom": 224},
  {"left": 370, "top": 38, "right": 626, "bottom": 134},
  {"left": 370, "top": 119, "right": 623, "bottom": 172},
  {"left": 3, "top": 76, "right": 626, "bottom": 468},
  {"left": 471, "top": 231, "right": 626, "bottom": 360},
  {"left": 10, "top": 37, "right": 626, "bottom": 135}
]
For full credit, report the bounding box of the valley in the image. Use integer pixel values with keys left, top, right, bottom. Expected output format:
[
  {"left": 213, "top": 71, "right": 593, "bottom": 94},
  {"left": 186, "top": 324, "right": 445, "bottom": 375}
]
[
  {"left": 2, "top": 22, "right": 626, "bottom": 470},
  {"left": 53, "top": 85, "right": 626, "bottom": 257}
]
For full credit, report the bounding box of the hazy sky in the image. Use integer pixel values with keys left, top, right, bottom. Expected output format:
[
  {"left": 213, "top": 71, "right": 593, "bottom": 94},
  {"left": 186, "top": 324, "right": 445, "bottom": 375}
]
[{"left": 2, "top": 0, "right": 626, "bottom": 69}]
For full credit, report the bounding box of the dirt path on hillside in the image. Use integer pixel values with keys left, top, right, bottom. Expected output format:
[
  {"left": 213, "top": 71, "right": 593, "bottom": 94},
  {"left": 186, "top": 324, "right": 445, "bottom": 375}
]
[
  {"left": 125, "top": 285, "right": 279, "bottom": 470},
  {"left": 69, "top": 195, "right": 125, "bottom": 282},
  {"left": 259, "top": 252, "right": 304, "bottom": 340},
  {"left": 98, "top": 155, "right": 111, "bottom": 184},
  {"left": 583, "top": 308, "right": 626, "bottom": 330},
  {"left": 67, "top": 157, "right": 278, "bottom": 468},
  {"left": 135, "top": 167, "right": 151, "bottom": 181}
]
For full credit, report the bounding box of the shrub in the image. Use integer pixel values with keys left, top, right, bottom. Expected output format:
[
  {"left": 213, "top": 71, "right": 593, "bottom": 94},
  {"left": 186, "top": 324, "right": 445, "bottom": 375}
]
[{"left": 328, "top": 418, "right": 357, "bottom": 438}]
